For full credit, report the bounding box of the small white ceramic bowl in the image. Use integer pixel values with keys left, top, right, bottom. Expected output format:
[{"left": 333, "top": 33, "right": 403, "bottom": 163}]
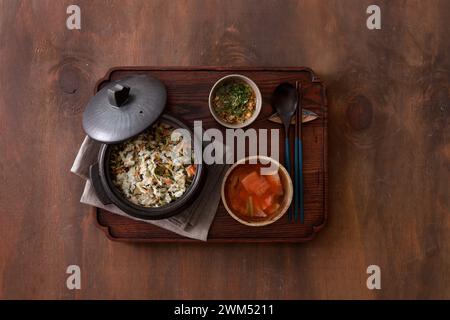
[
  {"left": 221, "top": 155, "right": 293, "bottom": 227},
  {"left": 208, "top": 74, "right": 262, "bottom": 129}
]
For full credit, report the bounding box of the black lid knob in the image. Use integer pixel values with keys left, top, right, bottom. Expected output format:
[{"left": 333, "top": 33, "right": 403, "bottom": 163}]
[{"left": 108, "top": 84, "right": 130, "bottom": 107}]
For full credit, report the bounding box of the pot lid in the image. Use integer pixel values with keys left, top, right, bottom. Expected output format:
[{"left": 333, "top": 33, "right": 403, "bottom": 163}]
[{"left": 82, "top": 75, "right": 167, "bottom": 143}]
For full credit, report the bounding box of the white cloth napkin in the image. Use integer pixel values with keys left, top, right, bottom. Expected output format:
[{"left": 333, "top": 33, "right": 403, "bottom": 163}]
[{"left": 71, "top": 136, "right": 228, "bottom": 241}]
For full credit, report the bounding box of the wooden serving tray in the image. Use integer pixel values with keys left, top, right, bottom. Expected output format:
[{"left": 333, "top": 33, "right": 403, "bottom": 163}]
[{"left": 94, "top": 67, "right": 327, "bottom": 242}]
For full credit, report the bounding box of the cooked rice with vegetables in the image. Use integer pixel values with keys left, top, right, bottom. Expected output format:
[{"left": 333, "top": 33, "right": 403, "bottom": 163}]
[{"left": 109, "top": 122, "right": 196, "bottom": 207}]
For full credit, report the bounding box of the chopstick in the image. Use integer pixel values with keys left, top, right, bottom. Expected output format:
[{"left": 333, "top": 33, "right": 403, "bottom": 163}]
[
  {"left": 294, "top": 82, "right": 304, "bottom": 223},
  {"left": 285, "top": 129, "right": 293, "bottom": 221}
]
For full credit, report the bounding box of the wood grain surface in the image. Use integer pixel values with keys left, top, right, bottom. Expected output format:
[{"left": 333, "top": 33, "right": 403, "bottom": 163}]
[
  {"left": 0, "top": 0, "right": 449, "bottom": 299},
  {"left": 96, "top": 67, "right": 327, "bottom": 243}
]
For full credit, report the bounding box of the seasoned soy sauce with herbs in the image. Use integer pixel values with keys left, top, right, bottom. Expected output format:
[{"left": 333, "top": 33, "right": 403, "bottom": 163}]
[{"left": 212, "top": 80, "right": 256, "bottom": 124}]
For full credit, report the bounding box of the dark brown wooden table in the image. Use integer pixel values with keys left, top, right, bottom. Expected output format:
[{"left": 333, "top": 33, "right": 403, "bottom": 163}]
[{"left": 1, "top": 0, "right": 449, "bottom": 299}]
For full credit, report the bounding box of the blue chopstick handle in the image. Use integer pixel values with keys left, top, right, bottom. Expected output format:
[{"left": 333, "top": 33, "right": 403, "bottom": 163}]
[
  {"left": 284, "top": 137, "right": 291, "bottom": 174},
  {"left": 298, "top": 139, "right": 304, "bottom": 223},
  {"left": 284, "top": 137, "right": 292, "bottom": 220},
  {"left": 294, "top": 137, "right": 299, "bottom": 221}
]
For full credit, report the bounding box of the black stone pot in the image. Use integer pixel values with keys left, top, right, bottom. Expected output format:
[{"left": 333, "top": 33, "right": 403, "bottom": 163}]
[{"left": 89, "top": 114, "right": 205, "bottom": 220}]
